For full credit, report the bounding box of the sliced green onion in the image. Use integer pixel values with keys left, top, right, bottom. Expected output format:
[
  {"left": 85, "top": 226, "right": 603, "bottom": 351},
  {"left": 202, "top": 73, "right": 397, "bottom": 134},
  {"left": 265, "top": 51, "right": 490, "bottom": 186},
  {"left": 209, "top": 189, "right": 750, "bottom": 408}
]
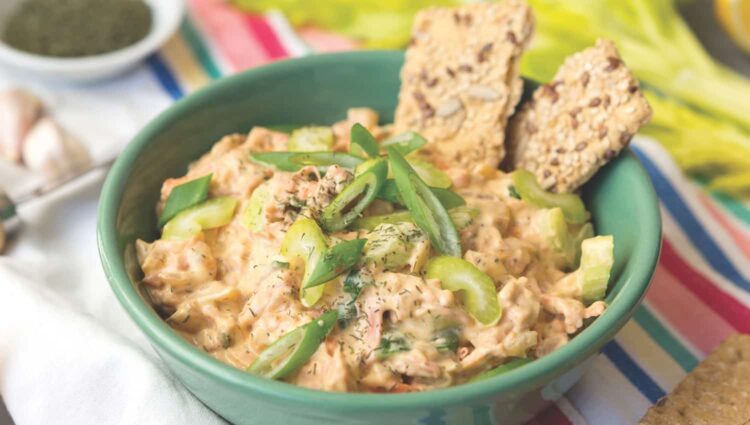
[
  {"left": 388, "top": 147, "right": 461, "bottom": 257},
  {"left": 377, "top": 179, "right": 465, "bottom": 209},
  {"left": 580, "top": 235, "right": 614, "bottom": 304},
  {"left": 425, "top": 256, "right": 501, "bottom": 325},
  {"left": 247, "top": 311, "right": 338, "bottom": 379},
  {"left": 250, "top": 152, "right": 364, "bottom": 172},
  {"left": 305, "top": 239, "right": 367, "bottom": 288},
  {"left": 470, "top": 358, "right": 533, "bottom": 382},
  {"left": 281, "top": 217, "right": 328, "bottom": 306},
  {"left": 320, "top": 159, "right": 388, "bottom": 232},
  {"left": 288, "top": 126, "right": 334, "bottom": 152},
  {"left": 512, "top": 170, "right": 587, "bottom": 224},
  {"left": 349, "top": 123, "right": 379, "bottom": 158},
  {"left": 158, "top": 174, "right": 212, "bottom": 227},
  {"left": 354, "top": 158, "right": 383, "bottom": 176},
  {"left": 380, "top": 131, "right": 427, "bottom": 156},
  {"left": 162, "top": 197, "right": 237, "bottom": 240},
  {"left": 241, "top": 182, "right": 271, "bottom": 232},
  {"left": 353, "top": 206, "right": 478, "bottom": 231}
]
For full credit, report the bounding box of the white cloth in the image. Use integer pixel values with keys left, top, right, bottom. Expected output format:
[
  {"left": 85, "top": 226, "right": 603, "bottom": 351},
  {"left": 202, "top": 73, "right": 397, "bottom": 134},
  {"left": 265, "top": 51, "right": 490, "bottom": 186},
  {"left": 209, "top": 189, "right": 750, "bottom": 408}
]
[{"left": 0, "top": 68, "right": 226, "bottom": 424}]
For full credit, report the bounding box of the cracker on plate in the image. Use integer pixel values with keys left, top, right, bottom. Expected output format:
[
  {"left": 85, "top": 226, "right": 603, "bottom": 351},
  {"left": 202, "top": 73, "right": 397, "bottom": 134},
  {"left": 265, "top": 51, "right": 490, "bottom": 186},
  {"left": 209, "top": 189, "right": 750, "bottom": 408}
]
[
  {"left": 639, "top": 334, "right": 750, "bottom": 425},
  {"left": 393, "top": 0, "right": 534, "bottom": 169},
  {"left": 506, "top": 39, "right": 651, "bottom": 193}
]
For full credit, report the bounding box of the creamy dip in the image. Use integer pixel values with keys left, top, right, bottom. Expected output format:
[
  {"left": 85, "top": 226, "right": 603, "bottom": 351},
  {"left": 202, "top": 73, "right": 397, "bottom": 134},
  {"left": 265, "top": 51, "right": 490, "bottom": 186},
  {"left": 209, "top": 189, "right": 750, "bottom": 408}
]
[{"left": 137, "top": 108, "right": 607, "bottom": 392}]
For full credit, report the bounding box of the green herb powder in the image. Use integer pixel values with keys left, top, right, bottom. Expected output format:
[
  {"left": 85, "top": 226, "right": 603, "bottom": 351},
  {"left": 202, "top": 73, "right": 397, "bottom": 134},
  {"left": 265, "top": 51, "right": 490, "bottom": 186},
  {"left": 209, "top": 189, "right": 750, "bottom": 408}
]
[{"left": 2, "top": 0, "right": 152, "bottom": 57}]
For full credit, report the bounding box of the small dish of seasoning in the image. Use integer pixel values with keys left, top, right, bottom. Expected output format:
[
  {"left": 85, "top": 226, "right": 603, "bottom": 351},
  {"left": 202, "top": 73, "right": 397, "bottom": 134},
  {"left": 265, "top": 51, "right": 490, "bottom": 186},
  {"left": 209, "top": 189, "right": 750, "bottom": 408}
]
[{"left": 0, "top": 0, "right": 184, "bottom": 83}]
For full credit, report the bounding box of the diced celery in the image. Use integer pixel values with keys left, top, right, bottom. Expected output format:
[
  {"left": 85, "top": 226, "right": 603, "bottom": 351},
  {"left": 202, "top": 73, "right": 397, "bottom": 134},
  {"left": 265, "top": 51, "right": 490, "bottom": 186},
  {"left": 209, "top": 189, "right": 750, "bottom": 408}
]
[
  {"left": 425, "top": 256, "right": 501, "bottom": 325},
  {"left": 580, "top": 235, "right": 614, "bottom": 303},
  {"left": 534, "top": 207, "right": 569, "bottom": 252},
  {"left": 362, "top": 222, "right": 427, "bottom": 271},
  {"left": 512, "top": 170, "right": 587, "bottom": 224},
  {"left": 241, "top": 182, "right": 271, "bottom": 232},
  {"left": 162, "top": 197, "right": 238, "bottom": 240},
  {"left": 288, "top": 126, "right": 334, "bottom": 152},
  {"left": 448, "top": 206, "right": 480, "bottom": 229},
  {"left": 281, "top": 217, "right": 328, "bottom": 306},
  {"left": 570, "top": 223, "right": 594, "bottom": 268}
]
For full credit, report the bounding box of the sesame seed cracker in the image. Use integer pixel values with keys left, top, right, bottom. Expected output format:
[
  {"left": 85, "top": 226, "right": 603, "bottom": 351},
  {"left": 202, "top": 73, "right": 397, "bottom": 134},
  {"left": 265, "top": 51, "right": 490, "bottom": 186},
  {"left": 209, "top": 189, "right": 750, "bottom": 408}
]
[
  {"left": 393, "top": 1, "right": 534, "bottom": 169},
  {"left": 506, "top": 39, "right": 651, "bottom": 193},
  {"left": 639, "top": 334, "right": 750, "bottom": 425}
]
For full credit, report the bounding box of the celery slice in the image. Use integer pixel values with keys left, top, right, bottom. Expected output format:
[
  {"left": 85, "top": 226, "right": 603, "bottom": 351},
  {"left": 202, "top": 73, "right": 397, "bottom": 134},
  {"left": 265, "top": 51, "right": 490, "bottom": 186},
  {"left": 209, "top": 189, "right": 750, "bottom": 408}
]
[
  {"left": 362, "top": 222, "right": 427, "bottom": 271},
  {"left": 425, "top": 256, "right": 501, "bottom": 325},
  {"left": 534, "top": 207, "right": 569, "bottom": 252},
  {"left": 512, "top": 170, "right": 587, "bottom": 224},
  {"left": 288, "top": 126, "right": 334, "bottom": 152},
  {"left": 580, "top": 235, "right": 614, "bottom": 303},
  {"left": 281, "top": 217, "right": 328, "bottom": 306},
  {"left": 241, "top": 182, "right": 271, "bottom": 232}
]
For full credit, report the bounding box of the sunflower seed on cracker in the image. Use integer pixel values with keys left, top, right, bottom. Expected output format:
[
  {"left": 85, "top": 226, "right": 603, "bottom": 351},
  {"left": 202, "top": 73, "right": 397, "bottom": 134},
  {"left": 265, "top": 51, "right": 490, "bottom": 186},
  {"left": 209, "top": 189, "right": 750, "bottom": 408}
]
[
  {"left": 506, "top": 39, "right": 651, "bottom": 193},
  {"left": 639, "top": 334, "right": 750, "bottom": 425},
  {"left": 393, "top": 0, "right": 534, "bottom": 169}
]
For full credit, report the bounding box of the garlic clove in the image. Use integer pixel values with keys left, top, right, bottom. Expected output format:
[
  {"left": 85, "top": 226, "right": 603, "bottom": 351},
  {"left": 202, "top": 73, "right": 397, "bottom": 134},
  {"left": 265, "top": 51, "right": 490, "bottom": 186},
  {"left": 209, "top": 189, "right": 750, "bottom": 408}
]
[
  {"left": 0, "top": 89, "right": 43, "bottom": 164},
  {"left": 21, "top": 117, "right": 92, "bottom": 184}
]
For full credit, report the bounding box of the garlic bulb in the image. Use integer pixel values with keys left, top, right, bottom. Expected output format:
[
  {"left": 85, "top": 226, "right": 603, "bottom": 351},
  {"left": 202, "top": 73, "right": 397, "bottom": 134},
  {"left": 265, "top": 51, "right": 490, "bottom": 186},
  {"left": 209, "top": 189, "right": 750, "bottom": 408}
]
[
  {"left": 0, "top": 89, "right": 43, "bottom": 164},
  {"left": 21, "top": 117, "right": 91, "bottom": 184}
]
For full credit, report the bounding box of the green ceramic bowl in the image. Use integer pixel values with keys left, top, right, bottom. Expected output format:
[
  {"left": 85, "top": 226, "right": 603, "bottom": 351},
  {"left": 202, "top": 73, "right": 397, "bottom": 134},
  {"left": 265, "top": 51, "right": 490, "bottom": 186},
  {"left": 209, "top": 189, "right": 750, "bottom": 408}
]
[{"left": 97, "top": 51, "right": 661, "bottom": 425}]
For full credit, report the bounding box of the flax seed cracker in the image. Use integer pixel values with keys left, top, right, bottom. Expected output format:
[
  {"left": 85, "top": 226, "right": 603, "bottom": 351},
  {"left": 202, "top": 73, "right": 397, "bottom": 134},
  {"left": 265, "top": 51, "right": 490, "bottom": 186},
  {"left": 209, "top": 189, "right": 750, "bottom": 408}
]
[
  {"left": 393, "top": 1, "right": 534, "bottom": 169},
  {"left": 507, "top": 39, "right": 651, "bottom": 193},
  {"left": 639, "top": 334, "right": 750, "bottom": 425}
]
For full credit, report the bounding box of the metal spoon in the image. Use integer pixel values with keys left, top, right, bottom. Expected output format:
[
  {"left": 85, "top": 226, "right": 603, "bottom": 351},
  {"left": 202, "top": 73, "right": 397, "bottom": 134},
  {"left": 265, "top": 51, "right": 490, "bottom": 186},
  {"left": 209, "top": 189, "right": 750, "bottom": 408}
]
[{"left": 0, "top": 157, "right": 117, "bottom": 239}]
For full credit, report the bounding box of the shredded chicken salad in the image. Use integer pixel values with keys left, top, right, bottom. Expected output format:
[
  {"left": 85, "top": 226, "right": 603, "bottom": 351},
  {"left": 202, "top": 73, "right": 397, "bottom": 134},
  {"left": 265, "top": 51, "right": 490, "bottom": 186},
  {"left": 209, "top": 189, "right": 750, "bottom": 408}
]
[{"left": 136, "top": 109, "right": 612, "bottom": 392}]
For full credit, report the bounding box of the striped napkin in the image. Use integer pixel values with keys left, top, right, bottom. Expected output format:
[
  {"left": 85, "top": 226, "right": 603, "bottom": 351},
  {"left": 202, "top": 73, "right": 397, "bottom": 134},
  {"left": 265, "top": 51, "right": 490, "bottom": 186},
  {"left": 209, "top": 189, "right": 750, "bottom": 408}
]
[{"left": 4, "top": 0, "right": 750, "bottom": 424}]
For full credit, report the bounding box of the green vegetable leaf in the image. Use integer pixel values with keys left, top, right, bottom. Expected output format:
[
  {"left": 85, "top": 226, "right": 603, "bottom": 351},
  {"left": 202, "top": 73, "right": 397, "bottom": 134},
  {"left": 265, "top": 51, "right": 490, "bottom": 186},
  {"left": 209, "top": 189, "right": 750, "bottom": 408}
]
[
  {"left": 250, "top": 151, "right": 364, "bottom": 172},
  {"left": 159, "top": 174, "right": 212, "bottom": 227},
  {"left": 350, "top": 123, "right": 379, "bottom": 158},
  {"left": 380, "top": 131, "right": 427, "bottom": 155},
  {"left": 305, "top": 239, "right": 367, "bottom": 288},
  {"left": 388, "top": 147, "right": 461, "bottom": 257},
  {"left": 377, "top": 179, "right": 465, "bottom": 209}
]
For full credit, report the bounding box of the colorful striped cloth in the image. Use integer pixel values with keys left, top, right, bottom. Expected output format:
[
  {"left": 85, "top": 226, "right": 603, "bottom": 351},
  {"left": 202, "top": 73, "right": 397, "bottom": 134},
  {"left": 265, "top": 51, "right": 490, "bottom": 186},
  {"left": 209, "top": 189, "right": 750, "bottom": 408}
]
[{"left": 141, "top": 1, "right": 750, "bottom": 423}]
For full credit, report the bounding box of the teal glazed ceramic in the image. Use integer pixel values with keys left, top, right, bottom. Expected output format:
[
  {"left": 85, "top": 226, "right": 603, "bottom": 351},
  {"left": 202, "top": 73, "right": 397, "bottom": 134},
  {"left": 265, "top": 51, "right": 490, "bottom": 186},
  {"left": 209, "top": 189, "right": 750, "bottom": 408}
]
[{"left": 97, "top": 51, "right": 661, "bottom": 425}]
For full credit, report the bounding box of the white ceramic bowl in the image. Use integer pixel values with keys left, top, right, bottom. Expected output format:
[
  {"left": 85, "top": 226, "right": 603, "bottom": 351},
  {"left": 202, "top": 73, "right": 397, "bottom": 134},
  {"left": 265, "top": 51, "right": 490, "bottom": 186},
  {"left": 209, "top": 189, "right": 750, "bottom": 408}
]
[{"left": 0, "top": 0, "right": 184, "bottom": 83}]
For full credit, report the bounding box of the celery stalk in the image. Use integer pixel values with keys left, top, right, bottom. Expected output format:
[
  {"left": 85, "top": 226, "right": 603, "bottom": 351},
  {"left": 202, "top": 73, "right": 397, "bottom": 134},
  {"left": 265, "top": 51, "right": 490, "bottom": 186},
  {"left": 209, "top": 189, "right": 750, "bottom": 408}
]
[{"left": 580, "top": 236, "right": 614, "bottom": 304}]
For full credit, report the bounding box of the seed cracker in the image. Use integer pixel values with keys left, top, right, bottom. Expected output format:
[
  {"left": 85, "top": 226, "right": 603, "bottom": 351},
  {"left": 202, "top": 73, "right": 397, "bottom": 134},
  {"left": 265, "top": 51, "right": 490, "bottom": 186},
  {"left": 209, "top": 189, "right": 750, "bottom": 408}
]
[
  {"left": 393, "top": 1, "right": 534, "bottom": 169},
  {"left": 506, "top": 39, "right": 651, "bottom": 193},
  {"left": 639, "top": 334, "right": 750, "bottom": 425}
]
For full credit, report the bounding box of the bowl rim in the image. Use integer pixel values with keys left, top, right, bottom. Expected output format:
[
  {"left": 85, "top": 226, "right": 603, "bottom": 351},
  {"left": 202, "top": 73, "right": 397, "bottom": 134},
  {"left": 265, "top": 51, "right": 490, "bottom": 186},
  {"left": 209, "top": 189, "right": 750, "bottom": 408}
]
[
  {"left": 0, "top": 0, "right": 184, "bottom": 73},
  {"left": 97, "top": 50, "right": 662, "bottom": 412}
]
